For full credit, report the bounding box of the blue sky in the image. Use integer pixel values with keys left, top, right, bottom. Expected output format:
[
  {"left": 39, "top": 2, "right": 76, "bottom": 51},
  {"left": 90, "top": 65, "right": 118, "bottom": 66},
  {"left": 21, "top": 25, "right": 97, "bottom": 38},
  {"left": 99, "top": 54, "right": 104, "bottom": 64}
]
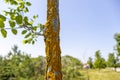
[{"left": 0, "top": 0, "right": 120, "bottom": 62}]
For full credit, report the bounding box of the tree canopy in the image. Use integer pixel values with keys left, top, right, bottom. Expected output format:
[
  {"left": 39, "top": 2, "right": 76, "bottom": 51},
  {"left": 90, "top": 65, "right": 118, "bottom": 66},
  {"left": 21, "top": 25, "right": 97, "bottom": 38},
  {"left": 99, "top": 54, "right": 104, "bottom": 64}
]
[{"left": 94, "top": 50, "right": 106, "bottom": 70}]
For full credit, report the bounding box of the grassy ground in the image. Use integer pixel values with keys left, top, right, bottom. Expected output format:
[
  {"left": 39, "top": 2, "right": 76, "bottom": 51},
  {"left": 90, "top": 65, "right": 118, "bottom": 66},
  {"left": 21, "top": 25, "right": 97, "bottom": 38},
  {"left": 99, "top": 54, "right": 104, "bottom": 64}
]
[{"left": 80, "top": 69, "right": 120, "bottom": 80}]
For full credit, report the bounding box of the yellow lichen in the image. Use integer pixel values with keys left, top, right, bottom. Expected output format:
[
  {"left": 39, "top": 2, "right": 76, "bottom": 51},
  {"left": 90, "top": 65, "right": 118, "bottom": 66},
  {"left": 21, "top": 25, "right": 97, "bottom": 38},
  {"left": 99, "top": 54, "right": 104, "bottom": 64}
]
[{"left": 44, "top": 0, "right": 62, "bottom": 80}]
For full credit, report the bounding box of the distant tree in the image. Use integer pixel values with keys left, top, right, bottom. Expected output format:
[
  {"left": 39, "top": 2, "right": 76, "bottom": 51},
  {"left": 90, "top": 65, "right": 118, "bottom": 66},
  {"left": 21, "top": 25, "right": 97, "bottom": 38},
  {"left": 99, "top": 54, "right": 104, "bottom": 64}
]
[
  {"left": 95, "top": 50, "right": 101, "bottom": 59},
  {"left": 62, "top": 55, "right": 82, "bottom": 80},
  {"left": 94, "top": 50, "right": 106, "bottom": 70},
  {"left": 114, "top": 33, "right": 120, "bottom": 56},
  {"left": 114, "top": 33, "right": 120, "bottom": 67},
  {"left": 0, "top": 45, "right": 35, "bottom": 80},
  {"left": 62, "top": 55, "right": 83, "bottom": 68},
  {"left": 107, "top": 53, "right": 116, "bottom": 67},
  {"left": 0, "top": 56, "right": 2, "bottom": 64},
  {"left": 87, "top": 57, "right": 93, "bottom": 69},
  {"left": 0, "top": 47, "right": 85, "bottom": 80}
]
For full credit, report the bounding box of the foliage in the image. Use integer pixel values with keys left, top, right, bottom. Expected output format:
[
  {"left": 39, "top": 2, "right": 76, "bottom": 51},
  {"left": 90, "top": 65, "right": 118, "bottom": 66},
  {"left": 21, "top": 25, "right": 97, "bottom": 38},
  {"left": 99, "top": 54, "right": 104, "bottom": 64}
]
[
  {"left": 62, "top": 55, "right": 83, "bottom": 67},
  {"left": 87, "top": 57, "right": 93, "bottom": 69},
  {"left": 107, "top": 53, "right": 116, "bottom": 67},
  {"left": 0, "top": 0, "right": 44, "bottom": 44},
  {"left": 114, "top": 33, "right": 120, "bottom": 56},
  {"left": 62, "top": 55, "right": 83, "bottom": 80},
  {"left": 0, "top": 46, "right": 84, "bottom": 80},
  {"left": 0, "top": 45, "right": 45, "bottom": 80},
  {"left": 114, "top": 33, "right": 120, "bottom": 67},
  {"left": 94, "top": 50, "right": 106, "bottom": 70}
]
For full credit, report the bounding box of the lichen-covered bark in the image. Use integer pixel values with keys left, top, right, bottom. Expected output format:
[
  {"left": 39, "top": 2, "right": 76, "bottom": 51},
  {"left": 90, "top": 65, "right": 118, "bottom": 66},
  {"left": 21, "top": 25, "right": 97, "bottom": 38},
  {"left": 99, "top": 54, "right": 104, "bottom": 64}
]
[{"left": 44, "top": 0, "right": 62, "bottom": 80}]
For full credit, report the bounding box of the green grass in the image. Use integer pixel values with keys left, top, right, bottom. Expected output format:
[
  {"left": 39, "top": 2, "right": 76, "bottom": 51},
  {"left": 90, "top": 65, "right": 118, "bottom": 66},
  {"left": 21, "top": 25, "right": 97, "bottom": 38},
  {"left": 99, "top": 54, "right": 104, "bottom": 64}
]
[{"left": 80, "top": 69, "right": 120, "bottom": 80}]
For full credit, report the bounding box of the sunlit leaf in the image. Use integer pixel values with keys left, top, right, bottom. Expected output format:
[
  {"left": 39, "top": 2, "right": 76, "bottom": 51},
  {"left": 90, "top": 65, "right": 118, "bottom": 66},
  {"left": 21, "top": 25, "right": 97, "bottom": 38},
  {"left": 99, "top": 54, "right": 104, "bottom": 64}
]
[
  {"left": 22, "top": 30, "right": 27, "bottom": 35},
  {"left": 11, "top": 29, "right": 17, "bottom": 35},
  {"left": 5, "top": 0, "right": 9, "bottom": 2},
  {"left": 24, "top": 7, "right": 29, "bottom": 13},
  {"left": 11, "top": 1, "right": 18, "bottom": 5},
  {"left": 1, "top": 29, "right": 7, "bottom": 38},
  {"left": 25, "top": 33, "right": 31, "bottom": 38},
  {"left": 33, "top": 26, "right": 37, "bottom": 31},
  {"left": 22, "top": 40, "right": 28, "bottom": 44},
  {"left": 29, "top": 20, "right": 34, "bottom": 25},
  {"left": 32, "top": 40, "right": 35, "bottom": 45},
  {"left": 13, "top": 1, "right": 18, "bottom": 5},
  {"left": 9, "top": 21, "right": 15, "bottom": 28},
  {"left": 38, "top": 24, "right": 44, "bottom": 32},
  {"left": 26, "top": 2, "right": 31, "bottom": 6},
  {"left": 24, "top": 16, "right": 28, "bottom": 23},
  {"left": 23, "top": 16, "right": 30, "bottom": 25},
  {"left": 27, "top": 38, "right": 32, "bottom": 43},
  {"left": 19, "top": 2, "right": 25, "bottom": 9},
  {"left": 33, "top": 15, "right": 38, "bottom": 19},
  {"left": 16, "top": 15, "right": 22, "bottom": 24},
  {"left": 0, "top": 20, "right": 4, "bottom": 28},
  {"left": 10, "top": 14, "right": 16, "bottom": 20},
  {"left": 0, "top": 14, "right": 6, "bottom": 21}
]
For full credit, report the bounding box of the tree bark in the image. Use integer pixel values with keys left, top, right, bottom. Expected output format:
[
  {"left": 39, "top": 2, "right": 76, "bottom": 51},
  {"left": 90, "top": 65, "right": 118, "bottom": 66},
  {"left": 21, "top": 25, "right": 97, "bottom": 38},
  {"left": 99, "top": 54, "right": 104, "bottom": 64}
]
[{"left": 44, "top": 0, "right": 62, "bottom": 80}]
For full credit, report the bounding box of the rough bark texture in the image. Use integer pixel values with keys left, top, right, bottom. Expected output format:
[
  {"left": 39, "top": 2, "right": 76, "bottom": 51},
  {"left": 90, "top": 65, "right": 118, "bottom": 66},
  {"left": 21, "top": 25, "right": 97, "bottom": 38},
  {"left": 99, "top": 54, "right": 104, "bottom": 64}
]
[{"left": 44, "top": 0, "right": 62, "bottom": 80}]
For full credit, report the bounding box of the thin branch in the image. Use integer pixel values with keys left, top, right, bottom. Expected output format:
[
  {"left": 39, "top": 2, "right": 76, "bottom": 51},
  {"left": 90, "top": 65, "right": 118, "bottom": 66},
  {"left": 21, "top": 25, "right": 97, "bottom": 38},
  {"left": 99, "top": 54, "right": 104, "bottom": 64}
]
[
  {"left": 1, "top": 26, "right": 44, "bottom": 36},
  {"left": 22, "top": 24, "right": 44, "bottom": 36},
  {"left": 1, "top": 27, "right": 22, "bottom": 30},
  {"left": 35, "top": 32, "right": 43, "bottom": 36}
]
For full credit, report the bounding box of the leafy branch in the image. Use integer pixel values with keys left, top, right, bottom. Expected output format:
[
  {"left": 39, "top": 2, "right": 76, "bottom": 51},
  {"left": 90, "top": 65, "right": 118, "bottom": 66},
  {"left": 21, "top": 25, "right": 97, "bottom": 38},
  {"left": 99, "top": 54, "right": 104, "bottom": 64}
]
[{"left": 0, "top": 0, "right": 44, "bottom": 44}]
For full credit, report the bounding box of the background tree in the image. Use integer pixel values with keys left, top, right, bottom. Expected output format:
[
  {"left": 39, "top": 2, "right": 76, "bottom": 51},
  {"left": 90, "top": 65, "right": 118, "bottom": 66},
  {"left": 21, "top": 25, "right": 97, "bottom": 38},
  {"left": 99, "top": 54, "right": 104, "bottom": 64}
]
[
  {"left": 114, "top": 33, "right": 120, "bottom": 66},
  {"left": 94, "top": 50, "right": 106, "bottom": 70},
  {"left": 0, "top": 45, "right": 46, "bottom": 80},
  {"left": 114, "top": 33, "right": 120, "bottom": 67},
  {"left": 0, "top": 0, "right": 62, "bottom": 80},
  {"left": 87, "top": 57, "right": 93, "bottom": 69},
  {"left": 114, "top": 33, "right": 120, "bottom": 56},
  {"left": 62, "top": 55, "right": 82, "bottom": 80},
  {"left": 0, "top": 45, "right": 84, "bottom": 80},
  {"left": 107, "top": 53, "right": 116, "bottom": 67}
]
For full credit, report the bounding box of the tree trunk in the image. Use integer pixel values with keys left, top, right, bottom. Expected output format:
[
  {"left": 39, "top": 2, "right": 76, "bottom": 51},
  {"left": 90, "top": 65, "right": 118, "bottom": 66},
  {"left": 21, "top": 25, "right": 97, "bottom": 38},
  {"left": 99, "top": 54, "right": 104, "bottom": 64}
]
[{"left": 44, "top": 0, "right": 62, "bottom": 80}]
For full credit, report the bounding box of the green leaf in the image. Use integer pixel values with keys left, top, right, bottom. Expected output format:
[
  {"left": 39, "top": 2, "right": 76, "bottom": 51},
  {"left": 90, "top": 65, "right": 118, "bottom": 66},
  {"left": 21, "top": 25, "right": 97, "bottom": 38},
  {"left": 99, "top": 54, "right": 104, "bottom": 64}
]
[
  {"left": 23, "top": 16, "right": 30, "bottom": 25},
  {"left": 24, "top": 16, "right": 28, "bottom": 23},
  {"left": 9, "top": 21, "right": 15, "bottom": 28},
  {"left": 19, "top": 2, "right": 25, "bottom": 9},
  {"left": 32, "top": 41, "right": 35, "bottom": 45},
  {"left": 12, "top": 1, "right": 18, "bottom": 5},
  {"left": 26, "top": 2, "right": 31, "bottom": 6},
  {"left": 11, "top": 29, "right": 17, "bottom": 35},
  {"left": 38, "top": 24, "right": 44, "bottom": 31},
  {"left": 33, "top": 15, "right": 38, "bottom": 19},
  {"left": 16, "top": 15, "right": 22, "bottom": 24},
  {"left": 33, "top": 26, "right": 37, "bottom": 31},
  {"left": 24, "top": 7, "right": 29, "bottom": 13},
  {"left": 0, "top": 14, "right": 6, "bottom": 21},
  {"left": 22, "top": 38, "right": 32, "bottom": 44},
  {"left": 22, "top": 30, "right": 27, "bottom": 35},
  {"left": 5, "top": 0, "right": 9, "bottom": 2},
  {"left": 10, "top": 1, "right": 18, "bottom": 5},
  {"left": 27, "top": 38, "right": 32, "bottom": 43},
  {"left": 22, "top": 40, "right": 28, "bottom": 44},
  {"left": 0, "top": 20, "right": 4, "bottom": 28},
  {"left": 1, "top": 29, "right": 7, "bottom": 38},
  {"left": 29, "top": 20, "right": 34, "bottom": 25},
  {"left": 25, "top": 33, "right": 31, "bottom": 38},
  {"left": 4, "top": 11, "right": 8, "bottom": 16},
  {"left": 10, "top": 14, "right": 16, "bottom": 20},
  {"left": 17, "top": 7, "right": 21, "bottom": 12}
]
